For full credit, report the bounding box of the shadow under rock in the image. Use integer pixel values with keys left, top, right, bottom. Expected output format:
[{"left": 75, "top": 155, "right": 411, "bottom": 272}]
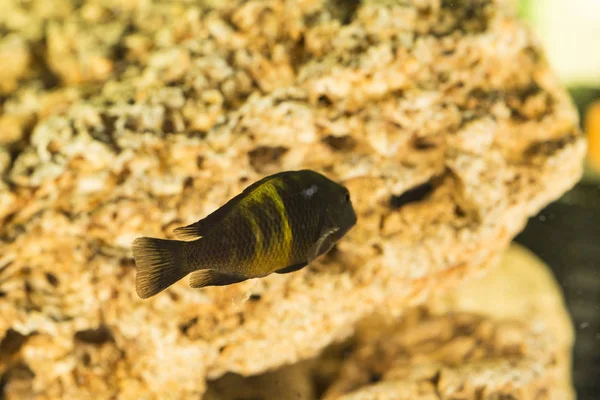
[{"left": 515, "top": 182, "right": 600, "bottom": 400}]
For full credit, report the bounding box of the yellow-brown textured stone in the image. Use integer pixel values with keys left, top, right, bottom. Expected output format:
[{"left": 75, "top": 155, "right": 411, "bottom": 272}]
[
  {"left": 323, "top": 245, "right": 574, "bottom": 400},
  {"left": 0, "top": 0, "right": 585, "bottom": 398}
]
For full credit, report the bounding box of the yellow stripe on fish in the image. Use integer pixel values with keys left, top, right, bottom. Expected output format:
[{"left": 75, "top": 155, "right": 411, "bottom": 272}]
[{"left": 242, "top": 181, "right": 293, "bottom": 274}]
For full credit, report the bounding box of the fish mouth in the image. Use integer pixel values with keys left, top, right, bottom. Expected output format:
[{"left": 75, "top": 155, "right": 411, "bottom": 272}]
[
  {"left": 349, "top": 208, "right": 358, "bottom": 227},
  {"left": 340, "top": 218, "right": 357, "bottom": 238}
]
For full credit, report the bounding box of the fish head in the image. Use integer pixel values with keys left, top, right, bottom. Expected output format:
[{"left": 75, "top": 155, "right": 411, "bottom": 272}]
[
  {"left": 299, "top": 170, "right": 357, "bottom": 237},
  {"left": 326, "top": 184, "right": 357, "bottom": 238}
]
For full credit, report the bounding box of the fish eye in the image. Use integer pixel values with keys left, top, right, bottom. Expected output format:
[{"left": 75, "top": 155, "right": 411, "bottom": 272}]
[{"left": 344, "top": 192, "right": 350, "bottom": 202}]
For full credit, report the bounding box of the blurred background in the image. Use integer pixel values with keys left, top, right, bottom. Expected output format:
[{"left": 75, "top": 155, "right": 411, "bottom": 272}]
[{"left": 515, "top": 1, "right": 600, "bottom": 398}]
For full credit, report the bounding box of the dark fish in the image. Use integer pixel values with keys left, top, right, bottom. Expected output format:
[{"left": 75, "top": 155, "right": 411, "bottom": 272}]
[{"left": 132, "top": 169, "right": 357, "bottom": 299}]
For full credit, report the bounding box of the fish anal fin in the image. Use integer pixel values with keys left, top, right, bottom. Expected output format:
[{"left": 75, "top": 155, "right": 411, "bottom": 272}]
[
  {"left": 275, "top": 262, "right": 308, "bottom": 274},
  {"left": 189, "top": 270, "right": 247, "bottom": 288}
]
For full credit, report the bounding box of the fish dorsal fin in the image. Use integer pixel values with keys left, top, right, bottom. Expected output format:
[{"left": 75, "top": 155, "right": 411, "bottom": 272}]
[
  {"left": 174, "top": 196, "right": 243, "bottom": 240},
  {"left": 173, "top": 221, "right": 210, "bottom": 240},
  {"left": 174, "top": 173, "right": 290, "bottom": 240},
  {"left": 241, "top": 171, "right": 289, "bottom": 194}
]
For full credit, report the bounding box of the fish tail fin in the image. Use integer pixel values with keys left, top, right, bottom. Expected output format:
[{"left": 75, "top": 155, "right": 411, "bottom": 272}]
[{"left": 132, "top": 237, "right": 189, "bottom": 299}]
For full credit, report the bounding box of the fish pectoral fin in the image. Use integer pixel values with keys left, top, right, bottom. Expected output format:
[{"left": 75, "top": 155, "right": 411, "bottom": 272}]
[
  {"left": 189, "top": 270, "right": 247, "bottom": 288},
  {"left": 275, "top": 262, "right": 308, "bottom": 274},
  {"left": 307, "top": 226, "right": 339, "bottom": 262}
]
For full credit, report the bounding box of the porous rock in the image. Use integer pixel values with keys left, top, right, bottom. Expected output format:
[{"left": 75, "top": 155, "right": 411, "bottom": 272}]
[
  {"left": 0, "top": 0, "right": 585, "bottom": 398},
  {"left": 323, "top": 244, "right": 574, "bottom": 399},
  {"left": 203, "top": 244, "right": 574, "bottom": 400}
]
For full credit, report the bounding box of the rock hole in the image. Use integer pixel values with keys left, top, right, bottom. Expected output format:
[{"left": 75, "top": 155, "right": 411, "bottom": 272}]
[
  {"left": 179, "top": 317, "right": 198, "bottom": 335},
  {"left": 249, "top": 293, "right": 262, "bottom": 301},
  {"left": 0, "top": 371, "right": 5, "bottom": 396},
  {"left": 185, "top": 129, "right": 206, "bottom": 139},
  {"left": 454, "top": 205, "right": 467, "bottom": 218},
  {"left": 474, "top": 387, "right": 485, "bottom": 399},
  {"left": 371, "top": 244, "right": 383, "bottom": 255},
  {"left": 30, "top": 41, "right": 61, "bottom": 89},
  {"left": 0, "top": 362, "right": 35, "bottom": 394},
  {"left": 248, "top": 146, "right": 288, "bottom": 172},
  {"left": 413, "top": 137, "right": 437, "bottom": 151},
  {"left": 0, "top": 329, "right": 28, "bottom": 357},
  {"left": 368, "top": 372, "right": 382, "bottom": 383},
  {"left": 322, "top": 135, "right": 356, "bottom": 152},
  {"left": 95, "top": 113, "right": 119, "bottom": 147},
  {"left": 0, "top": 260, "right": 13, "bottom": 276},
  {"left": 434, "top": 0, "right": 492, "bottom": 36},
  {"left": 430, "top": 370, "right": 441, "bottom": 386},
  {"left": 81, "top": 351, "right": 92, "bottom": 366},
  {"left": 430, "top": 370, "right": 442, "bottom": 398},
  {"left": 183, "top": 176, "right": 194, "bottom": 189},
  {"left": 524, "top": 135, "right": 576, "bottom": 158},
  {"left": 119, "top": 257, "right": 135, "bottom": 268},
  {"left": 289, "top": 35, "right": 306, "bottom": 74},
  {"left": 389, "top": 181, "right": 434, "bottom": 210},
  {"left": 400, "top": 160, "right": 417, "bottom": 169},
  {"left": 317, "top": 94, "right": 333, "bottom": 106},
  {"left": 45, "top": 272, "right": 59, "bottom": 287},
  {"left": 515, "top": 82, "right": 542, "bottom": 101},
  {"left": 124, "top": 115, "right": 140, "bottom": 131},
  {"left": 196, "top": 155, "right": 205, "bottom": 169},
  {"left": 331, "top": 0, "right": 361, "bottom": 25},
  {"left": 116, "top": 166, "right": 131, "bottom": 184},
  {"left": 74, "top": 325, "right": 114, "bottom": 345},
  {"left": 162, "top": 112, "right": 175, "bottom": 133}
]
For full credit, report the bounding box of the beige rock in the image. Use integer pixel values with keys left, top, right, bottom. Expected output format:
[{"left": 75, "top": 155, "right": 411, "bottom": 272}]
[
  {"left": 0, "top": 115, "right": 25, "bottom": 146},
  {"left": 0, "top": 34, "right": 30, "bottom": 94},
  {"left": 324, "top": 244, "right": 574, "bottom": 400},
  {"left": 204, "top": 361, "right": 317, "bottom": 400},
  {"left": 0, "top": 0, "right": 585, "bottom": 399}
]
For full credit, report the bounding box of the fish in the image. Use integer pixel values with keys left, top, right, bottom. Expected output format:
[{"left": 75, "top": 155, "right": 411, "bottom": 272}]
[{"left": 132, "top": 169, "right": 357, "bottom": 299}]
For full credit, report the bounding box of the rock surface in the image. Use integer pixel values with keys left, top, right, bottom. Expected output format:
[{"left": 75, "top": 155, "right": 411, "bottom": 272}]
[
  {"left": 0, "top": 0, "right": 585, "bottom": 399},
  {"left": 201, "top": 244, "right": 574, "bottom": 399},
  {"left": 324, "top": 244, "right": 574, "bottom": 399}
]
